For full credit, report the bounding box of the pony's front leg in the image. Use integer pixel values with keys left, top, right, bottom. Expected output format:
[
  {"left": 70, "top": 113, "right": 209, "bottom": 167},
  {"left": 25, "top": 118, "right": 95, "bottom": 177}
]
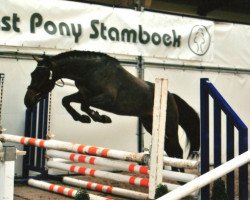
[
  {"left": 81, "top": 104, "right": 112, "bottom": 123},
  {"left": 85, "top": 93, "right": 114, "bottom": 123},
  {"left": 89, "top": 93, "right": 115, "bottom": 106},
  {"left": 62, "top": 92, "right": 91, "bottom": 123}
]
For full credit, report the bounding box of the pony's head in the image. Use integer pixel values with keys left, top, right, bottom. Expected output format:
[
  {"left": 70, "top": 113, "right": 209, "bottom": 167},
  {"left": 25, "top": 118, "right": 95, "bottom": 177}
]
[{"left": 24, "top": 56, "right": 56, "bottom": 108}]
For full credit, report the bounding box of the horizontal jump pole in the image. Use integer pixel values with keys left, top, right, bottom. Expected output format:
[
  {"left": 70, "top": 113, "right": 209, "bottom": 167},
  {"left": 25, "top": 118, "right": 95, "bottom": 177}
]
[
  {"left": 1, "top": 133, "right": 198, "bottom": 168},
  {"left": 28, "top": 179, "right": 112, "bottom": 200},
  {"left": 157, "top": 150, "right": 250, "bottom": 200},
  {"left": 47, "top": 149, "right": 197, "bottom": 182},
  {"left": 162, "top": 170, "right": 197, "bottom": 183},
  {"left": 163, "top": 156, "right": 199, "bottom": 169},
  {"left": 47, "top": 161, "right": 179, "bottom": 191},
  {"left": 47, "top": 160, "right": 149, "bottom": 188},
  {"left": 63, "top": 176, "right": 148, "bottom": 200},
  {"left": 0, "top": 134, "right": 144, "bottom": 162},
  {"left": 47, "top": 149, "right": 148, "bottom": 174}
]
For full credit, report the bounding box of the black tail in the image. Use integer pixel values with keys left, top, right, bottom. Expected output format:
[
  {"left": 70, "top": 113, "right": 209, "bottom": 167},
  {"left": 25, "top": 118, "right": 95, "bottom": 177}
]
[{"left": 172, "top": 94, "right": 200, "bottom": 157}]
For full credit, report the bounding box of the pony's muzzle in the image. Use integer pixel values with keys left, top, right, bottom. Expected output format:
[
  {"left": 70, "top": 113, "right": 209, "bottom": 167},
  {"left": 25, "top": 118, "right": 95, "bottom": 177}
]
[{"left": 24, "top": 89, "right": 41, "bottom": 108}]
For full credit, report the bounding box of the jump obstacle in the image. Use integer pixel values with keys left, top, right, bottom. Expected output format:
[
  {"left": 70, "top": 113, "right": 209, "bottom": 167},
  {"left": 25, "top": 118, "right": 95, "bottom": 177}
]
[
  {"left": 157, "top": 79, "right": 249, "bottom": 200},
  {"left": 0, "top": 132, "right": 196, "bottom": 199},
  {"left": 0, "top": 78, "right": 249, "bottom": 200},
  {"left": 0, "top": 79, "right": 199, "bottom": 199},
  {"left": 1, "top": 79, "right": 177, "bottom": 199}
]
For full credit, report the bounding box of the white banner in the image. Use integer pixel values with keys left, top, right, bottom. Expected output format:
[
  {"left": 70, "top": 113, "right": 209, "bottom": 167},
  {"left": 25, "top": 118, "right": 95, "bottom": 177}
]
[{"left": 0, "top": 0, "right": 214, "bottom": 61}]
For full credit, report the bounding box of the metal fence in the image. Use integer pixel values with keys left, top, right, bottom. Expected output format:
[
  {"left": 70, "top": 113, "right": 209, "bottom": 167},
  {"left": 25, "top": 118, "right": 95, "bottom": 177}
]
[{"left": 200, "top": 78, "right": 248, "bottom": 200}]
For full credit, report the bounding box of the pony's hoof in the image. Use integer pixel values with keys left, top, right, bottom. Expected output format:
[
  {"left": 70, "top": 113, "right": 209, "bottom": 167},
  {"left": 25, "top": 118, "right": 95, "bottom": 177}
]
[
  {"left": 101, "top": 115, "right": 112, "bottom": 123},
  {"left": 79, "top": 115, "right": 91, "bottom": 123}
]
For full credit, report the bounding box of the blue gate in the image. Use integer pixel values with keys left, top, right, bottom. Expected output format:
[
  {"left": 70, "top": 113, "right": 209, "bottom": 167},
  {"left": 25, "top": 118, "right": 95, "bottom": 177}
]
[
  {"left": 200, "top": 78, "right": 248, "bottom": 200},
  {"left": 23, "top": 96, "right": 49, "bottom": 178}
]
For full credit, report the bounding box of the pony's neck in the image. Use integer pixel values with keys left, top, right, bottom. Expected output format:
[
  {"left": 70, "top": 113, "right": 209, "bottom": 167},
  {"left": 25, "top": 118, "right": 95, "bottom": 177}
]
[{"left": 51, "top": 59, "right": 86, "bottom": 81}]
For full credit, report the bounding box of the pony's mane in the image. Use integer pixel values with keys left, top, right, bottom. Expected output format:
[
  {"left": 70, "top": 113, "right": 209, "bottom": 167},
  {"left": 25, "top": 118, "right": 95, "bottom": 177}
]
[{"left": 51, "top": 50, "right": 119, "bottom": 63}]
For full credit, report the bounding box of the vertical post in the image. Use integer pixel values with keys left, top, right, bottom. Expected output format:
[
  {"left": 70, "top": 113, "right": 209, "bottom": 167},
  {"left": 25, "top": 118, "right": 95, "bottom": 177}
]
[
  {"left": 0, "top": 146, "right": 16, "bottom": 200},
  {"left": 238, "top": 127, "right": 248, "bottom": 200},
  {"left": 30, "top": 106, "right": 37, "bottom": 169},
  {"left": 0, "top": 74, "right": 16, "bottom": 198},
  {"left": 37, "top": 99, "right": 45, "bottom": 169},
  {"left": 226, "top": 117, "right": 235, "bottom": 200},
  {"left": 0, "top": 73, "right": 5, "bottom": 132},
  {"left": 0, "top": 161, "right": 15, "bottom": 200},
  {"left": 149, "top": 78, "right": 168, "bottom": 199},
  {"left": 137, "top": 56, "right": 144, "bottom": 152},
  {"left": 23, "top": 109, "right": 31, "bottom": 177},
  {"left": 42, "top": 96, "right": 49, "bottom": 177},
  {"left": 200, "top": 78, "right": 210, "bottom": 200},
  {"left": 214, "top": 102, "right": 221, "bottom": 167}
]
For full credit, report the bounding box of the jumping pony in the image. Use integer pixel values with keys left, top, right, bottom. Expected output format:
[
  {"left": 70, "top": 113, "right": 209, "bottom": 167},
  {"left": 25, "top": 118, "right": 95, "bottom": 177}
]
[{"left": 24, "top": 51, "right": 200, "bottom": 171}]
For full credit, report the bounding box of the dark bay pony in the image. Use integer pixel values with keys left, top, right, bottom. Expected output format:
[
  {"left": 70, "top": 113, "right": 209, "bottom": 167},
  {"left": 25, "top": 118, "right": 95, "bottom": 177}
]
[{"left": 24, "top": 51, "right": 200, "bottom": 169}]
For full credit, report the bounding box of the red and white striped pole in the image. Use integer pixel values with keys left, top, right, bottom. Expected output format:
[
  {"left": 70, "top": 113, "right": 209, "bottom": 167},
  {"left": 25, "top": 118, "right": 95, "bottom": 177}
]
[
  {"left": 28, "top": 179, "right": 112, "bottom": 200},
  {"left": 47, "top": 149, "right": 148, "bottom": 174},
  {"left": 63, "top": 176, "right": 148, "bottom": 200},
  {"left": 47, "top": 161, "right": 179, "bottom": 191},
  {"left": 1, "top": 134, "right": 144, "bottom": 162},
  {"left": 47, "top": 149, "right": 197, "bottom": 182},
  {"left": 163, "top": 156, "right": 199, "bottom": 169},
  {"left": 47, "top": 160, "right": 149, "bottom": 188},
  {"left": 1, "top": 134, "right": 198, "bottom": 168}
]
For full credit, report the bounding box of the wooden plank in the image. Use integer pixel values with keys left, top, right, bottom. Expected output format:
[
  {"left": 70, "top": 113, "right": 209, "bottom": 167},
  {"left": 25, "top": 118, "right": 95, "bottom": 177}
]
[{"left": 149, "top": 78, "right": 168, "bottom": 199}]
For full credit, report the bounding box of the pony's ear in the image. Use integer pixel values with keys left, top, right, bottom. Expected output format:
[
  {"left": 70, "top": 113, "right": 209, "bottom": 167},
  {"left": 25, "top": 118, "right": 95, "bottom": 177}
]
[{"left": 32, "top": 56, "right": 43, "bottom": 63}]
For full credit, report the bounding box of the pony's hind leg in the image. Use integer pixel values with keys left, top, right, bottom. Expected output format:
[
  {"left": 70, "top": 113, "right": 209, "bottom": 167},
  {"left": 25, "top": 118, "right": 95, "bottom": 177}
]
[
  {"left": 140, "top": 114, "right": 184, "bottom": 173},
  {"left": 62, "top": 92, "right": 91, "bottom": 123},
  {"left": 165, "top": 93, "right": 184, "bottom": 173},
  {"left": 140, "top": 115, "right": 152, "bottom": 133}
]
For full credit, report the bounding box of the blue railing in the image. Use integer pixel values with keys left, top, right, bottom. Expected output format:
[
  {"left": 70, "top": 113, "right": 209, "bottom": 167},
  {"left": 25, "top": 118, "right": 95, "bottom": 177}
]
[
  {"left": 200, "top": 78, "right": 248, "bottom": 200},
  {"left": 23, "top": 96, "right": 48, "bottom": 178}
]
